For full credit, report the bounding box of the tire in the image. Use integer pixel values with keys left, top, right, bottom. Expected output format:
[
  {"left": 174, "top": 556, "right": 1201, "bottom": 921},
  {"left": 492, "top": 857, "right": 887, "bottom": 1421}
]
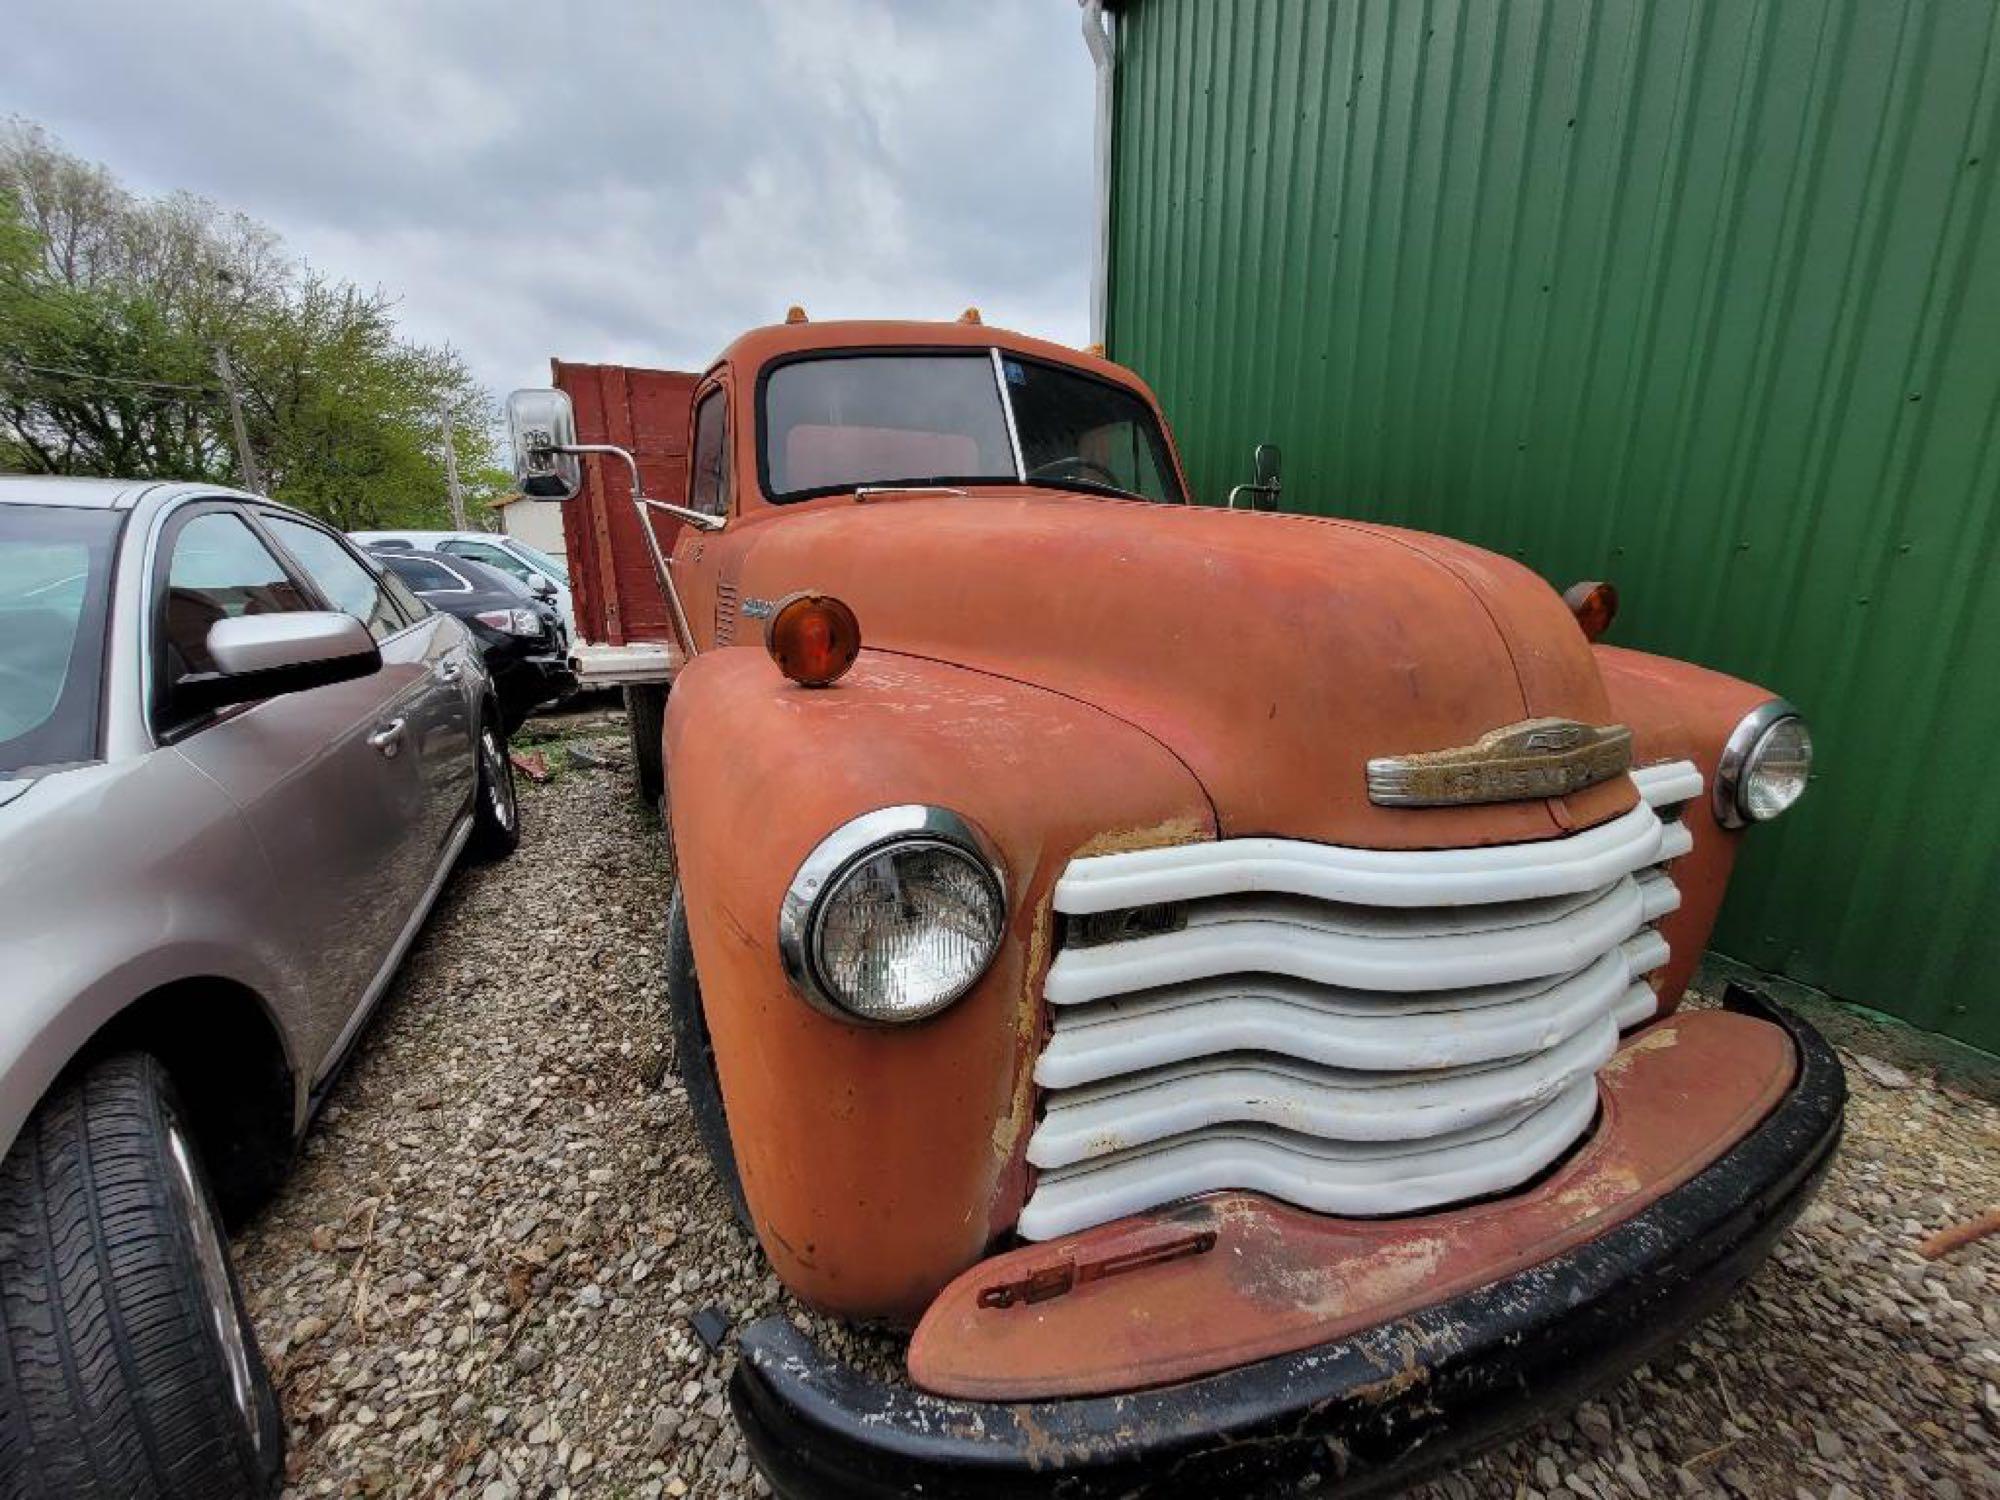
[
  {"left": 665, "top": 886, "right": 752, "bottom": 1233},
  {"left": 0, "top": 1053, "right": 284, "bottom": 1499},
  {"left": 466, "top": 707, "right": 521, "bottom": 863},
  {"left": 624, "top": 684, "right": 666, "bottom": 809}
]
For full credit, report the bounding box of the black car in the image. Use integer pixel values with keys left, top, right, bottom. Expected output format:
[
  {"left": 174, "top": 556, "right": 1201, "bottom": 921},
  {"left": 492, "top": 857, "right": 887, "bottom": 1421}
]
[{"left": 372, "top": 548, "right": 572, "bottom": 732}]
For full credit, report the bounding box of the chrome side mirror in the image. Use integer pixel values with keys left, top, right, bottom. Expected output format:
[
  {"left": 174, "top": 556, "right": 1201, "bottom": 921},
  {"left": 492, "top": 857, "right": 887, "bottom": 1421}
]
[
  {"left": 1227, "top": 442, "right": 1283, "bottom": 511},
  {"left": 507, "top": 388, "right": 583, "bottom": 501}
]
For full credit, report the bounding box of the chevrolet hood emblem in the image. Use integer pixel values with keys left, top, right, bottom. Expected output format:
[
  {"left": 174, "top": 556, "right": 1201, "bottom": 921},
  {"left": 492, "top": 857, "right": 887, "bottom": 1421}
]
[{"left": 1367, "top": 718, "right": 1633, "bottom": 807}]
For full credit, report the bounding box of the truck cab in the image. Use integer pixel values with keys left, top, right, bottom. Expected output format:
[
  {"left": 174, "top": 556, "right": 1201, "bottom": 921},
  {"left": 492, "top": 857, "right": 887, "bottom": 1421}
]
[{"left": 507, "top": 316, "right": 1841, "bottom": 1498}]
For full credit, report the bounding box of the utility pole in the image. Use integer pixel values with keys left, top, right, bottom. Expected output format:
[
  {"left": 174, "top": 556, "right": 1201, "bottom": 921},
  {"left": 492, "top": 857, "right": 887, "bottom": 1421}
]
[
  {"left": 439, "top": 405, "right": 468, "bottom": 529},
  {"left": 212, "top": 345, "right": 262, "bottom": 493}
]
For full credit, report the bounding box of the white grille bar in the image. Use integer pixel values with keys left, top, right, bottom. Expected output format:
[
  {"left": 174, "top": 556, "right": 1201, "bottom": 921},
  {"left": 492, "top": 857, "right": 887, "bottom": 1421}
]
[
  {"left": 1046, "top": 870, "right": 1679, "bottom": 1004},
  {"left": 1035, "top": 930, "right": 1671, "bottom": 1089},
  {"left": 1018, "top": 1076, "right": 1601, "bottom": 1241},
  {"left": 1054, "top": 769, "right": 1696, "bottom": 916},
  {"left": 1028, "top": 1012, "right": 1618, "bottom": 1169}
]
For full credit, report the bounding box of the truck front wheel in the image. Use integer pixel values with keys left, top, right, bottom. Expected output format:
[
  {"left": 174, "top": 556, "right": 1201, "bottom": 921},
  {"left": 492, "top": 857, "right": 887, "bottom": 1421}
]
[
  {"left": 0, "top": 1053, "right": 285, "bottom": 1498},
  {"left": 664, "top": 887, "right": 752, "bottom": 1233},
  {"left": 624, "top": 684, "right": 667, "bottom": 809}
]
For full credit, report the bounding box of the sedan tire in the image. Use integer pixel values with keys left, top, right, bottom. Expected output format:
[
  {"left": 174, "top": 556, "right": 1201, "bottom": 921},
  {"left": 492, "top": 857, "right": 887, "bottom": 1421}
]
[
  {"left": 467, "top": 708, "right": 522, "bottom": 863},
  {"left": 0, "top": 1052, "right": 284, "bottom": 1499}
]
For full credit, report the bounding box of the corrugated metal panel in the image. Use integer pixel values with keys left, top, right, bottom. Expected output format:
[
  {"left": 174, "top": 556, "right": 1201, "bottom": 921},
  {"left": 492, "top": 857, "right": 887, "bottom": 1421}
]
[
  {"left": 550, "top": 361, "right": 696, "bottom": 646},
  {"left": 1107, "top": 0, "right": 2000, "bottom": 1050}
]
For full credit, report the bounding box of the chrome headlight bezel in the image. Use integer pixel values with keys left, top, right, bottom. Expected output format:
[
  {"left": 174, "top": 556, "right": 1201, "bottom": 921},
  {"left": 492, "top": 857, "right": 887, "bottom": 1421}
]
[
  {"left": 778, "top": 805, "right": 1007, "bottom": 1024},
  {"left": 1714, "top": 699, "right": 1812, "bottom": 828}
]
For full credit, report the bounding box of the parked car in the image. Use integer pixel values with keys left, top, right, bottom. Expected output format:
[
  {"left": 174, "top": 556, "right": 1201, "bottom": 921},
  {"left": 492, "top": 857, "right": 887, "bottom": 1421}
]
[
  {"left": 506, "top": 317, "right": 1844, "bottom": 1498},
  {"left": 367, "top": 548, "right": 572, "bottom": 732},
  {"left": 349, "top": 527, "right": 574, "bottom": 638},
  {"left": 0, "top": 477, "right": 521, "bottom": 1497}
]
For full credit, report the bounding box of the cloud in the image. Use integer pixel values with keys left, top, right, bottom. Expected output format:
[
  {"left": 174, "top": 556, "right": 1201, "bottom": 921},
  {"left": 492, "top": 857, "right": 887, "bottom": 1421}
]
[{"left": 1, "top": 0, "right": 1097, "bottom": 400}]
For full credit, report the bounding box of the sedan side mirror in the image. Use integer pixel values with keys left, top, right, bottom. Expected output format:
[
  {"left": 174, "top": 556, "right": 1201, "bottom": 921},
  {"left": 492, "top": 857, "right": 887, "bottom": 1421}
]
[
  {"left": 507, "top": 388, "right": 583, "bottom": 501},
  {"left": 176, "top": 612, "right": 382, "bottom": 716},
  {"left": 529, "top": 574, "right": 558, "bottom": 600}
]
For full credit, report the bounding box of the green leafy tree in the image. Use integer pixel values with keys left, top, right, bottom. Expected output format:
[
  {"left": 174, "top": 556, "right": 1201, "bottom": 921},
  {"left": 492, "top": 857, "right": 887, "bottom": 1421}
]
[{"left": 0, "top": 121, "right": 493, "bottom": 529}]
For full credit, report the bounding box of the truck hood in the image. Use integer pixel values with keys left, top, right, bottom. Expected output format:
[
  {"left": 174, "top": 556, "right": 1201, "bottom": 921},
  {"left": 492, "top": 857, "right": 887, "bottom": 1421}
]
[{"left": 735, "top": 492, "right": 1634, "bottom": 849}]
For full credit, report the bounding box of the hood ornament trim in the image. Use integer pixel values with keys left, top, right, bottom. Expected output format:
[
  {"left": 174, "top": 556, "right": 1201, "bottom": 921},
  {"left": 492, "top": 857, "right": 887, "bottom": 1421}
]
[{"left": 1367, "top": 718, "right": 1633, "bottom": 807}]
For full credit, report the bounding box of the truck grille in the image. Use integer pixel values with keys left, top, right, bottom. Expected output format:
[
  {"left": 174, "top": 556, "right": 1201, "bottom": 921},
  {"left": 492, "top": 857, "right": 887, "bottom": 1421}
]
[{"left": 1017, "top": 761, "right": 1703, "bottom": 1242}]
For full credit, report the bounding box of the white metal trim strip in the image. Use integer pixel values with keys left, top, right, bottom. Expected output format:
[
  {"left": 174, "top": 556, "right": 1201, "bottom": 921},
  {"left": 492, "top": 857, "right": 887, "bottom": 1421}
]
[
  {"left": 1045, "top": 871, "right": 1680, "bottom": 1004},
  {"left": 1630, "top": 759, "right": 1704, "bottom": 809},
  {"left": 1035, "top": 930, "right": 1670, "bottom": 1087},
  {"left": 1052, "top": 761, "right": 1701, "bottom": 915},
  {"left": 1028, "top": 1013, "right": 1617, "bottom": 1169},
  {"left": 1017, "top": 1076, "right": 1600, "bottom": 1241}
]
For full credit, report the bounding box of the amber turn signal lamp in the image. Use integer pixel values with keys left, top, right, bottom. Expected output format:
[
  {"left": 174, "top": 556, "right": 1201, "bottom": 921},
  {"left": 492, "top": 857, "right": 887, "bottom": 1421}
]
[
  {"left": 1563, "top": 580, "right": 1619, "bottom": 641},
  {"left": 765, "top": 592, "right": 861, "bottom": 687}
]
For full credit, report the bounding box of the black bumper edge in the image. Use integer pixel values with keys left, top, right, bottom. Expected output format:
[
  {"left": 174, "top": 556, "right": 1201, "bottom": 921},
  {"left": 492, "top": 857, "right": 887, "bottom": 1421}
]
[{"left": 729, "top": 987, "right": 1847, "bottom": 1499}]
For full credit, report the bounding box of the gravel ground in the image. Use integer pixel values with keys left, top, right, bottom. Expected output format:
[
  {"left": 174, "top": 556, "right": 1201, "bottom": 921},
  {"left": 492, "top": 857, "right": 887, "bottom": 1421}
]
[{"left": 240, "top": 707, "right": 2000, "bottom": 1500}]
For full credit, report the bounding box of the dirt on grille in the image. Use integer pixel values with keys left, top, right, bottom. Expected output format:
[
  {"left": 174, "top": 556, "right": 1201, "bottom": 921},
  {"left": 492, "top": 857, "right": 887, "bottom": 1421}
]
[{"left": 239, "top": 704, "right": 2000, "bottom": 1500}]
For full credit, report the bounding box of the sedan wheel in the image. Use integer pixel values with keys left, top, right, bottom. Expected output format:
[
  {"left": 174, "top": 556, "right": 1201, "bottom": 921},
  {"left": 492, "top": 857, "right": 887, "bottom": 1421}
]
[
  {"left": 468, "top": 711, "right": 522, "bottom": 861},
  {"left": 0, "top": 1053, "right": 285, "bottom": 1498}
]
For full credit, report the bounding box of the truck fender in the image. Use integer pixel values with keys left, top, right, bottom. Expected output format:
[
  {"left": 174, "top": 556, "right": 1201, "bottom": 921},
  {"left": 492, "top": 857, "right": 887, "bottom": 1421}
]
[
  {"left": 1594, "top": 645, "right": 1777, "bottom": 1012},
  {"left": 663, "top": 645, "right": 1213, "bottom": 1323}
]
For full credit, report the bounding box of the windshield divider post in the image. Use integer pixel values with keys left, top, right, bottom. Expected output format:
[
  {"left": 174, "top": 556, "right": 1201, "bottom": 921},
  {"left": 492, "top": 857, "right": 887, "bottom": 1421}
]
[{"left": 989, "top": 348, "right": 1026, "bottom": 482}]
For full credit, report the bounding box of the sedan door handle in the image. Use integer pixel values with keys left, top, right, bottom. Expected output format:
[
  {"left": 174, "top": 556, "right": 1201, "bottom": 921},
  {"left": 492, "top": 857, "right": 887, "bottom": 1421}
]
[{"left": 367, "top": 718, "right": 407, "bottom": 758}]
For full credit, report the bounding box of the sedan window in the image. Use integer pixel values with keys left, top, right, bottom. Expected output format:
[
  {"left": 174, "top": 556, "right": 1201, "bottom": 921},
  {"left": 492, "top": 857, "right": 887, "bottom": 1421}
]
[
  {"left": 383, "top": 554, "right": 467, "bottom": 594},
  {"left": 0, "top": 505, "right": 121, "bottom": 776},
  {"left": 442, "top": 539, "right": 538, "bottom": 586},
  {"left": 263, "top": 516, "right": 406, "bottom": 641},
  {"left": 160, "top": 512, "right": 314, "bottom": 680}
]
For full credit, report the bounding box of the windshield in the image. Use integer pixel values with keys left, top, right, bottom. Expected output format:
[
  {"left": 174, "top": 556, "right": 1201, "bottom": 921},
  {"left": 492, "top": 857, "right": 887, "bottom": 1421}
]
[
  {"left": 761, "top": 351, "right": 1184, "bottom": 505},
  {"left": 0, "top": 506, "right": 121, "bottom": 776},
  {"left": 507, "top": 539, "right": 569, "bottom": 586}
]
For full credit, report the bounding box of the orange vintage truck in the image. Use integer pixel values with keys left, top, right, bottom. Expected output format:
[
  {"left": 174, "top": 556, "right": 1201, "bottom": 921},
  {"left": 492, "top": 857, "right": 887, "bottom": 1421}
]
[{"left": 506, "top": 315, "right": 1843, "bottom": 1497}]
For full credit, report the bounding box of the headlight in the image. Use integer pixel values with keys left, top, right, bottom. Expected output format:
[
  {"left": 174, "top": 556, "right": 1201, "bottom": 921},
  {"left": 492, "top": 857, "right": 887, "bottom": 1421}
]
[
  {"left": 780, "top": 806, "right": 1006, "bottom": 1023},
  {"left": 474, "top": 607, "right": 543, "bottom": 637},
  {"left": 1715, "top": 701, "right": 1812, "bottom": 827}
]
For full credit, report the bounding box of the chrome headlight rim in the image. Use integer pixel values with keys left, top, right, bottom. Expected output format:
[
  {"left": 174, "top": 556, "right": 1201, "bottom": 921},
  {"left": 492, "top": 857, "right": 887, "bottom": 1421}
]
[
  {"left": 778, "top": 804, "right": 1007, "bottom": 1025},
  {"left": 1713, "top": 699, "right": 1810, "bottom": 829}
]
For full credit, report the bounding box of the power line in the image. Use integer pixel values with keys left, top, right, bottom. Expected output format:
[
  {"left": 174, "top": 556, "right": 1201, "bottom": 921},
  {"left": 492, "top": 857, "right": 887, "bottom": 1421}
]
[{"left": 6, "top": 360, "right": 221, "bottom": 395}]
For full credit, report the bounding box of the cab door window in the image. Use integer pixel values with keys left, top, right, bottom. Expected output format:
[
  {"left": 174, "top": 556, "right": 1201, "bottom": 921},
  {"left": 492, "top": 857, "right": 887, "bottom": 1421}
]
[
  {"left": 689, "top": 389, "right": 730, "bottom": 517},
  {"left": 261, "top": 516, "right": 409, "bottom": 639}
]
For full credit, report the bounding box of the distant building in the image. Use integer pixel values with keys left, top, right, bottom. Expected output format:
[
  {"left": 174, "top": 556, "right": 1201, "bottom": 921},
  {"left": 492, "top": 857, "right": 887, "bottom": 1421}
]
[{"left": 490, "top": 492, "right": 567, "bottom": 560}]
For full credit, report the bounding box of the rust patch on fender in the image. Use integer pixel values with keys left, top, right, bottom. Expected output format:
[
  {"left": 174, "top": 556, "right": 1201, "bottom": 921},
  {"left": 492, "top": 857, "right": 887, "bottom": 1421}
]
[
  {"left": 1600, "top": 1024, "right": 1679, "bottom": 1076},
  {"left": 1071, "top": 813, "right": 1209, "bottom": 859}
]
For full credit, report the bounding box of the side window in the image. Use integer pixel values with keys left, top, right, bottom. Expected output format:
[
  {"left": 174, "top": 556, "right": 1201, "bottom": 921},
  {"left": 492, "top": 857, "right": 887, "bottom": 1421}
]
[
  {"left": 160, "top": 512, "right": 313, "bottom": 681},
  {"left": 378, "top": 567, "right": 431, "bottom": 620},
  {"left": 442, "top": 539, "right": 534, "bottom": 583},
  {"left": 384, "top": 555, "right": 467, "bottom": 594},
  {"left": 689, "top": 390, "right": 729, "bottom": 517},
  {"left": 261, "top": 516, "right": 407, "bottom": 641}
]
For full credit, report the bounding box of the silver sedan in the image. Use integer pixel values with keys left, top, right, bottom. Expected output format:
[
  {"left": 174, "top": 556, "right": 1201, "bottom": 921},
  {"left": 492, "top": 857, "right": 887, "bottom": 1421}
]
[{"left": 0, "top": 476, "right": 520, "bottom": 1496}]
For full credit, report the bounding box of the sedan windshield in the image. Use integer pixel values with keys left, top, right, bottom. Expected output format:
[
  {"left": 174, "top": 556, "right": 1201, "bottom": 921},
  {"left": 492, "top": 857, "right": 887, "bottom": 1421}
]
[
  {"left": 762, "top": 352, "right": 1184, "bottom": 505},
  {"left": 0, "top": 505, "right": 121, "bottom": 776}
]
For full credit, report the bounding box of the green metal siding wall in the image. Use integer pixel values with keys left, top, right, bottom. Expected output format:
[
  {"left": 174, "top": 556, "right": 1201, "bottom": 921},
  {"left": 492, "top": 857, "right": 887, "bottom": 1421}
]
[{"left": 1106, "top": 0, "right": 2000, "bottom": 1050}]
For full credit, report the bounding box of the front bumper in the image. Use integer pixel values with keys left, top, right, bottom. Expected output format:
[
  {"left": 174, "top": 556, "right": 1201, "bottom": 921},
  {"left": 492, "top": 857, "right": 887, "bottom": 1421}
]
[{"left": 730, "top": 986, "right": 1844, "bottom": 1498}]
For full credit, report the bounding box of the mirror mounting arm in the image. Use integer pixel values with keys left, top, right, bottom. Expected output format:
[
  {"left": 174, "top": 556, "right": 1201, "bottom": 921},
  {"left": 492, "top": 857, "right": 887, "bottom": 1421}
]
[{"left": 542, "top": 440, "right": 715, "bottom": 660}]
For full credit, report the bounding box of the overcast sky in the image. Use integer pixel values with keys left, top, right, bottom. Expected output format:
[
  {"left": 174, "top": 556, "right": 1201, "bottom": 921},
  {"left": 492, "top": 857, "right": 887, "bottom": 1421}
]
[{"left": 2, "top": 0, "right": 1097, "bottom": 400}]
